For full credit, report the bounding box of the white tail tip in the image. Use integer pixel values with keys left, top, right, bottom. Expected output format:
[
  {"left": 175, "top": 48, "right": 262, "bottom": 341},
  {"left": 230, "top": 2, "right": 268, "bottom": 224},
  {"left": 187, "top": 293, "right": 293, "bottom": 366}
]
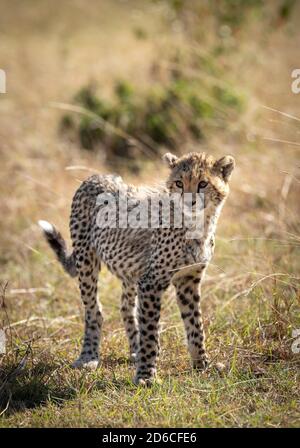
[{"left": 38, "top": 220, "right": 54, "bottom": 233}]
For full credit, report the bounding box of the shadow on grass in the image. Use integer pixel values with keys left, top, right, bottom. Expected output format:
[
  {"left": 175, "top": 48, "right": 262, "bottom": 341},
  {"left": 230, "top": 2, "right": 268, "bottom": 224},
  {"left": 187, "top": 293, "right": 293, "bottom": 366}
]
[
  {"left": 0, "top": 353, "right": 135, "bottom": 417},
  {"left": 0, "top": 359, "right": 76, "bottom": 416}
]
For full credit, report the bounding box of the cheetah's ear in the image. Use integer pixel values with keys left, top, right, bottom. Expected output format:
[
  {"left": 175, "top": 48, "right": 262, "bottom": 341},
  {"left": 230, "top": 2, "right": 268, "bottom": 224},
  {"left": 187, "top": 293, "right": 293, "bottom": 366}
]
[
  {"left": 162, "top": 152, "right": 178, "bottom": 168},
  {"left": 214, "top": 155, "right": 235, "bottom": 182}
]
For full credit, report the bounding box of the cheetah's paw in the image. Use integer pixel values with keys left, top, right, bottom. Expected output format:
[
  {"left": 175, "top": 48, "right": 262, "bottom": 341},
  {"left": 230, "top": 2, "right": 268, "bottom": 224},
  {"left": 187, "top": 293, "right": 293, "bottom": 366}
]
[
  {"left": 72, "top": 357, "right": 99, "bottom": 370},
  {"left": 192, "top": 357, "right": 209, "bottom": 371},
  {"left": 133, "top": 368, "right": 158, "bottom": 387},
  {"left": 133, "top": 376, "right": 155, "bottom": 387},
  {"left": 193, "top": 358, "right": 226, "bottom": 375}
]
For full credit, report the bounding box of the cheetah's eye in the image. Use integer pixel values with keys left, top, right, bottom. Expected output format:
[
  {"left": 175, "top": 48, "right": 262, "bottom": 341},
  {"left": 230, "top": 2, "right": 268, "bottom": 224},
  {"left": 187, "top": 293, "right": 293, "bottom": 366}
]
[
  {"left": 198, "top": 181, "right": 208, "bottom": 191},
  {"left": 175, "top": 180, "right": 183, "bottom": 189}
]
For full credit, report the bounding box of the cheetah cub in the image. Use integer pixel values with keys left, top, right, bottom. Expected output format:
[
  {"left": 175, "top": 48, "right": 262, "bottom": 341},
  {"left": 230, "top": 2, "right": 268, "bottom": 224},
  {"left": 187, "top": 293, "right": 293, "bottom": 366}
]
[{"left": 39, "top": 152, "right": 234, "bottom": 385}]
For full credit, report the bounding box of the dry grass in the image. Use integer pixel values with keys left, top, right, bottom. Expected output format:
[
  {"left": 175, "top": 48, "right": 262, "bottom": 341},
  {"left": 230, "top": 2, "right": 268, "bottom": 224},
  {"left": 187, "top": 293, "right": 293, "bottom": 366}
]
[{"left": 0, "top": 0, "right": 299, "bottom": 427}]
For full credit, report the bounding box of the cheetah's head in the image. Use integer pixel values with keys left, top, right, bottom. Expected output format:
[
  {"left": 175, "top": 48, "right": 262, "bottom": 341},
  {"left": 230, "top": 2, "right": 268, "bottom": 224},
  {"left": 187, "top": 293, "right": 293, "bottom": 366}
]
[{"left": 162, "top": 151, "right": 235, "bottom": 210}]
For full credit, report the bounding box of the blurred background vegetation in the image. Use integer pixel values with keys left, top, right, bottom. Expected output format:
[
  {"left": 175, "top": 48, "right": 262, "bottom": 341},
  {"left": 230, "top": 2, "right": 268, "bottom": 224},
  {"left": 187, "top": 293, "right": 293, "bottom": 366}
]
[
  {"left": 58, "top": 0, "right": 296, "bottom": 171},
  {"left": 0, "top": 0, "right": 299, "bottom": 427}
]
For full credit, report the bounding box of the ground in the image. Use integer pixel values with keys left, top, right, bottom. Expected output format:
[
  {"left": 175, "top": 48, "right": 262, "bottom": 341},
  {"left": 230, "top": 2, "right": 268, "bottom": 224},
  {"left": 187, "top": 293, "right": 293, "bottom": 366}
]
[{"left": 0, "top": 0, "right": 299, "bottom": 427}]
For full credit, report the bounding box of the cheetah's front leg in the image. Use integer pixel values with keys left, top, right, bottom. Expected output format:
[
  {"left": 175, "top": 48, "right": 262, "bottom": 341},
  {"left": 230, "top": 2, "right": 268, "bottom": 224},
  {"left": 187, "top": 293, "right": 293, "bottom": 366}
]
[
  {"left": 174, "top": 269, "right": 209, "bottom": 370},
  {"left": 134, "top": 273, "right": 170, "bottom": 385}
]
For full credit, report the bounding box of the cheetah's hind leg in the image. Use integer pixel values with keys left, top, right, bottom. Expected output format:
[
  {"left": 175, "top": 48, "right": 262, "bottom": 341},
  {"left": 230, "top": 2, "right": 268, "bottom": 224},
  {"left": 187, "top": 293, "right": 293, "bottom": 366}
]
[
  {"left": 121, "top": 282, "right": 139, "bottom": 363},
  {"left": 72, "top": 249, "right": 102, "bottom": 370}
]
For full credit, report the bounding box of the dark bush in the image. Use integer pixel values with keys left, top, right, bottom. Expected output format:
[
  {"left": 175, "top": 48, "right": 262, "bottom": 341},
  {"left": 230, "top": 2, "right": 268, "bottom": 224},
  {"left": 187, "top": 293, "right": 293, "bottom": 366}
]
[{"left": 60, "top": 56, "right": 244, "bottom": 166}]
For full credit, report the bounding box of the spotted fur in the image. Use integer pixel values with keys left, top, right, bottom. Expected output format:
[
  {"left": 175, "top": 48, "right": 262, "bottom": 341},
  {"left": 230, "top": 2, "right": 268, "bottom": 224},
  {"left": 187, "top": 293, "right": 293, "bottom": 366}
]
[{"left": 39, "top": 152, "right": 235, "bottom": 385}]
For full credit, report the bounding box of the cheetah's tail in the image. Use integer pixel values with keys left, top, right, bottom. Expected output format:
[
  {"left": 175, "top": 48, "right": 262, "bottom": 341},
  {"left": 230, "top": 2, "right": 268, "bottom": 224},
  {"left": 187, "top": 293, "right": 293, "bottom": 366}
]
[{"left": 38, "top": 220, "right": 77, "bottom": 278}]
